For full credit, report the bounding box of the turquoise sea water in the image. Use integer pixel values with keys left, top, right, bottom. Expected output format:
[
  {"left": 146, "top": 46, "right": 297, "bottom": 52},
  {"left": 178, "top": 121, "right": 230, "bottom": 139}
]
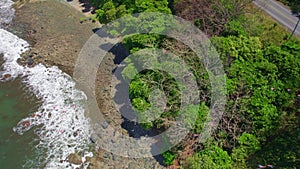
[{"left": 0, "top": 78, "right": 40, "bottom": 168}]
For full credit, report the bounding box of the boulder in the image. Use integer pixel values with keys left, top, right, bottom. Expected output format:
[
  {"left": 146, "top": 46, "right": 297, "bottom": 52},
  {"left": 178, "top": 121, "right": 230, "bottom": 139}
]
[
  {"left": 88, "top": 157, "right": 108, "bottom": 169},
  {"left": 3, "top": 74, "right": 11, "bottom": 79},
  {"left": 67, "top": 153, "right": 82, "bottom": 165},
  {"left": 27, "top": 58, "right": 34, "bottom": 65}
]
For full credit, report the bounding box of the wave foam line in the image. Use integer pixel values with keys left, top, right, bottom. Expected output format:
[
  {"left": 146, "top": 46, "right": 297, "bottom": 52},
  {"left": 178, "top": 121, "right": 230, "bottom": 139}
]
[
  {"left": 0, "top": 28, "right": 28, "bottom": 78},
  {"left": 0, "top": 28, "right": 93, "bottom": 168}
]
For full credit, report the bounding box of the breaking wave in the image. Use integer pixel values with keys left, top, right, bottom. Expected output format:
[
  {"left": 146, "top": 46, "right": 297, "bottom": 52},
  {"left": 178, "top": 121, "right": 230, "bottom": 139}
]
[{"left": 0, "top": 23, "right": 93, "bottom": 169}]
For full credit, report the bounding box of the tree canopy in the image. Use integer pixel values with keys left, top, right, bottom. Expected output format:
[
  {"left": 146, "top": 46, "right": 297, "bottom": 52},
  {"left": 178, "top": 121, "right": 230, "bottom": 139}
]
[{"left": 90, "top": 0, "right": 300, "bottom": 168}]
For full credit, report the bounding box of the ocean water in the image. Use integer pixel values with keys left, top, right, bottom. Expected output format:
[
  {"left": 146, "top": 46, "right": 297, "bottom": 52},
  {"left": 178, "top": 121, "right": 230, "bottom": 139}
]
[
  {"left": 0, "top": 78, "right": 40, "bottom": 168},
  {"left": 0, "top": 1, "right": 93, "bottom": 168}
]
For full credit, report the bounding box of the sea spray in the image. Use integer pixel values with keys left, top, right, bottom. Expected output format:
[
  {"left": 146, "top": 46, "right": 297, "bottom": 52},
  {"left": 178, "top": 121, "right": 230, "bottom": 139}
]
[
  {"left": 0, "top": 27, "right": 93, "bottom": 168},
  {"left": 0, "top": 29, "right": 28, "bottom": 78}
]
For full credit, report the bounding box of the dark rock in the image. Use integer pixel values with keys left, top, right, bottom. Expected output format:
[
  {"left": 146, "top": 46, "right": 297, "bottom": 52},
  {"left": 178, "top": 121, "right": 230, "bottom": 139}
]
[
  {"left": 28, "top": 53, "right": 33, "bottom": 58},
  {"left": 36, "top": 55, "right": 42, "bottom": 59},
  {"left": 27, "top": 58, "right": 34, "bottom": 65}
]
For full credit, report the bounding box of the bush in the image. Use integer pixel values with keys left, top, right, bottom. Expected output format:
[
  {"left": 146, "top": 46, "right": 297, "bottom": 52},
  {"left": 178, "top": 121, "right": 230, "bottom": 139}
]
[
  {"left": 162, "top": 151, "right": 177, "bottom": 165},
  {"left": 184, "top": 145, "right": 232, "bottom": 169}
]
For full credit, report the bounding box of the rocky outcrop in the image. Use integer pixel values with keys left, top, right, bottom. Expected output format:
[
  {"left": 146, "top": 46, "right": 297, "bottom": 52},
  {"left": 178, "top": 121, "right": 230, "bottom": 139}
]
[
  {"left": 11, "top": 0, "right": 166, "bottom": 168},
  {"left": 18, "top": 50, "right": 43, "bottom": 67},
  {"left": 12, "top": 0, "right": 99, "bottom": 75},
  {"left": 67, "top": 153, "right": 82, "bottom": 165},
  {"left": 87, "top": 157, "right": 109, "bottom": 169}
]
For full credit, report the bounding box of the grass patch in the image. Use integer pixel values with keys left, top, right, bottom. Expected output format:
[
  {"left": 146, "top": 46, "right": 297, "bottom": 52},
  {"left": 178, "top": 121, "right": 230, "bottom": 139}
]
[{"left": 242, "top": 4, "right": 298, "bottom": 45}]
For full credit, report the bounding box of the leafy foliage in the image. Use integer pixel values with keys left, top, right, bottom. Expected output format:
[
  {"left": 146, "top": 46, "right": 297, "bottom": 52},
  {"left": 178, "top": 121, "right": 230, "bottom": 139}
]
[
  {"left": 127, "top": 68, "right": 181, "bottom": 129},
  {"left": 91, "top": 0, "right": 171, "bottom": 24},
  {"left": 197, "top": 34, "right": 299, "bottom": 168},
  {"left": 174, "top": 0, "right": 253, "bottom": 36},
  {"left": 184, "top": 145, "right": 233, "bottom": 169},
  {"left": 162, "top": 151, "right": 177, "bottom": 165},
  {"left": 89, "top": 0, "right": 300, "bottom": 168},
  {"left": 231, "top": 133, "right": 261, "bottom": 167}
]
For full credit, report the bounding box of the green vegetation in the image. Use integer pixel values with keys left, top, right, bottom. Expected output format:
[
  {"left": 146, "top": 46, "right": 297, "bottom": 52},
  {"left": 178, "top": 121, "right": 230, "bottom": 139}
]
[
  {"left": 90, "top": 0, "right": 300, "bottom": 168},
  {"left": 185, "top": 145, "right": 233, "bottom": 169},
  {"left": 278, "top": 0, "right": 300, "bottom": 13},
  {"left": 163, "top": 151, "right": 177, "bottom": 165},
  {"left": 90, "top": 0, "right": 171, "bottom": 24},
  {"left": 125, "top": 68, "right": 181, "bottom": 129}
]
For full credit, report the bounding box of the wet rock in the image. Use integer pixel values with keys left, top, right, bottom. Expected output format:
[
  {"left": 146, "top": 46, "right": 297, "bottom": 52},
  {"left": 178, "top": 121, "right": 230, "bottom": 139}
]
[
  {"left": 90, "top": 134, "right": 98, "bottom": 143},
  {"left": 27, "top": 58, "right": 34, "bottom": 65},
  {"left": 67, "top": 153, "right": 82, "bottom": 165},
  {"left": 3, "top": 74, "right": 11, "bottom": 79},
  {"left": 20, "top": 120, "right": 30, "bottom": 127},
  {"left": 18, "top": 51, "right": 43, "bottom": 67},
  {"left": 101, "top": 121, "right": 108, "bottom": 129},
  {"left": 30, "top": 29, "right": 37, "bottom": 34},
  {"left": 27, "top": 53, "right": 33, "bottom": 58}
]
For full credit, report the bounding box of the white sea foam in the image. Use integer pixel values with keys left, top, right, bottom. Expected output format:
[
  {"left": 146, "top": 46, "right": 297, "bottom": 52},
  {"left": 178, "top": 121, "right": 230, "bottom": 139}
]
[
  {"left": 0, "top": 27, "right": 93, "bottom": 168},
  {"left": 0, "top": 29, "right": 28, "bottom": 78},
  {"left": 0, "top": 0, "right": 15, "bottom": 28},
  {"left": 17, "top": 64, "right": 93, "bottom": 168}
]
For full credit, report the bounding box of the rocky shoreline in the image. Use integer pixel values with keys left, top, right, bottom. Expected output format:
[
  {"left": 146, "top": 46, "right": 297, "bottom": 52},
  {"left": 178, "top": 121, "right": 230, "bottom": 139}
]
[
  {"left": 11, "top": 0, "right": 99, "bottom": 74},
  {"left": 10, "top": 0, "right": 166, "bottom": 168}
]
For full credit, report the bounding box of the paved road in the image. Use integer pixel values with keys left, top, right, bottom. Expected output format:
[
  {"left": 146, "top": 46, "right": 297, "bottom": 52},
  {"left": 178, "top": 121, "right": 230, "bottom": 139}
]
[{"left": 254, "top": 0, "right": 300, "bottom": 37}]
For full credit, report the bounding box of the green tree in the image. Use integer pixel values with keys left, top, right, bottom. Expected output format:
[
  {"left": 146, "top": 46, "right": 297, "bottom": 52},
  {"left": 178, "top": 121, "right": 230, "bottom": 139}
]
[
  {"left": 184, "top": 145, "right": 233, "bottom": 169},
  {"left": 231, "top": 133, "right": 261, "bottom": 167},
  {"left": 92, "top": 0, "right": 171, "bottom": 24},
  {"left": 174, "top": 0, "right": 253, "bottom": 36}
]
